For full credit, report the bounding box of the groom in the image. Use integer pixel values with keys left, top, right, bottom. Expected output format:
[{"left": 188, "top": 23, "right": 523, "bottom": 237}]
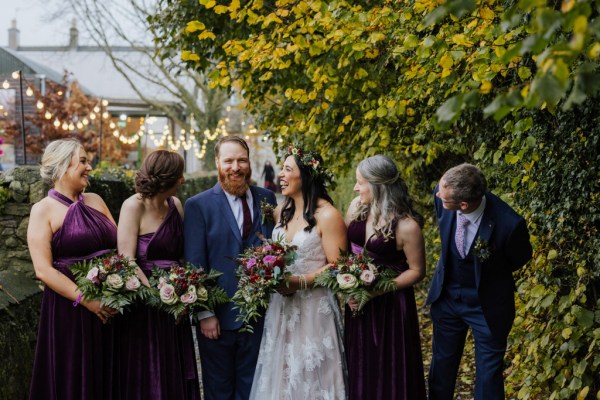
[
  {"left": 184, "top": 136, "right": 277, "bottom": 400},
  {"left": 426, "top": 163, "right": 532, "bottom": 400}
]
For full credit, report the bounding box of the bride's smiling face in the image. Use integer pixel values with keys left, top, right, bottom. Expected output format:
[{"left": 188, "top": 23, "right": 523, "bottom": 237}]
[{"left": 279, "top": 155, "right": 302, "bottom": 196}]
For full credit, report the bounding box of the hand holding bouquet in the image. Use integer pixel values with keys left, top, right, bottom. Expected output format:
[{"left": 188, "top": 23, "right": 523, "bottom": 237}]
[
  {"left": 314, "top": 252, "right": 397, "bottom": 315},
  {"left": 70, "top": 253, "right": 149, "bottom": 313},
  {"left": 232, "top": 239, "right": 297, "bottom": 332},
  {"left": 147, "top": 264, "right": 229, "bottom": 323}
]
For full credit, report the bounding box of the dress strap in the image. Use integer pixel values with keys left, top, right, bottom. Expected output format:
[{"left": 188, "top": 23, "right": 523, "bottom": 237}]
[{"left": 48, "top": 189, "right": 82, "bottom": 206}]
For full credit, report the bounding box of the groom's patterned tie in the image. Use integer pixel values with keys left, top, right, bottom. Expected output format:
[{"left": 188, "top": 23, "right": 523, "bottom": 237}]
[
  {"left": 455, "top": 212, "right": 469, "bottom": 258},
  {"left": 240, "top": 194, "right": 252, "bottom": 240}
]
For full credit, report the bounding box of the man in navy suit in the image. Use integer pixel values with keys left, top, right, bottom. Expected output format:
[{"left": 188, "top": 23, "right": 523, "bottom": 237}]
[
  {"left": 184, "top": 136, "right": 277, "bottom": 400},
  {"left": 427, "top": 163, "right": 532, "bottom": 400}
]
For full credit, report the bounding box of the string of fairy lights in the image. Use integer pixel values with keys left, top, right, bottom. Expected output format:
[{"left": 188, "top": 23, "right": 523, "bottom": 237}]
[{"left": 2, "top": 71, "right": 260, "bottom": 160}]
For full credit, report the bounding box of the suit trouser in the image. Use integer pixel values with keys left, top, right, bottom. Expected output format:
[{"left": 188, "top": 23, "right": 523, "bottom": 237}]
[
  {"left": 429, "top": 288, "right": 507, "bottom": 400},
  {"left": 196, "top": 326, "right": 263, "bottom": 400}
]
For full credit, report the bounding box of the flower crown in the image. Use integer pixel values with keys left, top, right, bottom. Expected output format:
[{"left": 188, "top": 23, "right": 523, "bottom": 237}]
[{"left": 285, "top": 145, "right": 336, "bottom": 189}]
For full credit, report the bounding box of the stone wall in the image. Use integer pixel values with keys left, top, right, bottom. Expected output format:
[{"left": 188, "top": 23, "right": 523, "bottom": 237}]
[{"left": 0, "top": 166, "right": 47, "bottom": 400}]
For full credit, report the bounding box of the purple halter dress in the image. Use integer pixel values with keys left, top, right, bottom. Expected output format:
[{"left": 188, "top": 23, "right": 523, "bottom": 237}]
[
  {"left": 345, "top": 218, "right": 426, "bottom": 400},
  {"left": 110, "top": 196, "right": 200, "bottom": 400},
  {"left": 29, "top": 189, "right": 117, "bottom": 400}
]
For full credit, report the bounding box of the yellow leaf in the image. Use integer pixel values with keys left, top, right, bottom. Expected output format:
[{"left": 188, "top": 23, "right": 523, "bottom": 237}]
[
  {"left": 186, "top": 20, "right": 206, "bottom": 33},
  {"left": 561, "top": 327, "right": 572, "bottom": 339},
  {"left": 229, "top": 0, "right": 241, "bottom": 12},
  {"left": 198, "top": 31, "right": 216, "bottom": 40},
  {"left": 548, "top": 249, "right": 558, "bottom": 260},
  {"left": 259, "top": 71, "right": 272, "bottom": 81},
  {"left": 441, "top": 68, "right": 452, "bottom": 78},
  {"left": 321, "top": 102, "right": 329, "bottom": 110},
  {"left": 561, "top": 0, "right": 575, "bottom": 13},
  {"left": 181, "top": 51, "right": 200, "bottom": 61},
  {"left": 573, "top": 15, "right": 588, "bottom": 34},
  {"left": 342, "top": 115, "right": 352, "bottom": 124},
  {"left": 576, "top": 387, "right": 589, "bottom": 400},
  {"left": 588, "top": 43, "right": 600, "bottom": 59},
  {"left": 214, "top": 5, "right": 229, "bottom": 14},
  {"left": 452, "top": 34, "right": 474, "bottom": 47},
  {"left": 439, "top": 53, "right": 453, "bottom": 69},
  {"left": 480, "top": 7, "right": 495, "bottom": 20},
  {"left": 480, "top": 80, "right": 493, "bottom": 94},
  {"left": 354, "top": 68, "right": 369, "bottom": 80},
  {"left": 200, "top": 0, "right": 216, "bottom": 9}
]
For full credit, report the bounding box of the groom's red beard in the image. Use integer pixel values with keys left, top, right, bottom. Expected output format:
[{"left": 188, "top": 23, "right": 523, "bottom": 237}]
[{"left": 218, "top": 166, "right": 252, "bottom": 197}]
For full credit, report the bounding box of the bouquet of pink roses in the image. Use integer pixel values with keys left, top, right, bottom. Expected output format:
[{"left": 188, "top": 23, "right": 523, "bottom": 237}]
[
  {"left": 314, "top": 252, "right": 397, "bottom": 314},
  {"left": 70, "top": 253, "right": 149, "bottom": 313},
  {"left": 146, "top": 264, "right": 229, "bottom": 323},
  {"left": 232, "top": 239, "right": 297, "bottom": 332}
]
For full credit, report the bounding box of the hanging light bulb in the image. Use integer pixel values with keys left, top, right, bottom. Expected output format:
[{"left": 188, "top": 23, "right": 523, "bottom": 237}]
[
  {"left": 68, "top": 123, "right": 75, "bottom": 131},
  {"left": 2, "top": 81, "right": 9, "bottom": 89},
  {"left": 36, "top": 100, "right": 44, "bottom": 109},
  {"left": 90, "top": 113, "right": 96, "bottom": 120},
  {"left": 102, "top": 99, "right": 109, "bottom": 106},
  {"left": 93, "top": 106, "right": 100, "bottom": 113},
  {"left": 82, "top": 118, "right": 89, "bottom": 125},
  {"left": 44, "top": 111, "right": 52, "bottom": 120},
  {"left": 102, "top": 112, "right": 109, "bottom": 119},
  {"left": 113, "top": 130, "right": 119, "bottom": 137},
  {"left": 12, "top": 71, "right": 20, "bottom": 79},
  {"left": 76, "top": 121, "right": 83, "bottom": 129},
  {"left": 26, "top": 87, "right": 34, "bottom": 97},
  {"left": 62, "top": 122, "right": 69, "bottom": 130},
  {"left": 53, "top": 118, "right": 60, "bottom": 128},
  {"left": 109, "top": 122, "right": 116, "bottom": 129}
]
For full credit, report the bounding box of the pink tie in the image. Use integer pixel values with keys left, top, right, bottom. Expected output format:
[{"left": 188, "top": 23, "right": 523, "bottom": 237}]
[{"left": 455, "top": 213, "right": 469, "bottom": 258}]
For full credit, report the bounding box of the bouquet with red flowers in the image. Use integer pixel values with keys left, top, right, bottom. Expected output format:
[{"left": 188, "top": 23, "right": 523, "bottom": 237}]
[
  {"left": 70, "top": 253, "right": 149, "bottom": 313},
  {"left": 314, "top": 252, "right": 397, "bottom": 315},
  {"left": 146, "top": 264, "right": 229, "bottom": 323},
  {"left": 232, "top": 239, "right": 297, "bottom": 332}
]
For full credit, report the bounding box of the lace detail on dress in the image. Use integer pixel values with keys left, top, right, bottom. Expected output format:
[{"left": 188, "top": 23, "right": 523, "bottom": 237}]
[{"left": 250, "top": 226, "right": 347, "bottom": 400}]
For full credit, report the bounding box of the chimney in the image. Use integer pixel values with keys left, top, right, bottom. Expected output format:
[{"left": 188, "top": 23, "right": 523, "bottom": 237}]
[
  {"left": 8, "top": 19, "right": 19, "bottom": 49},
  {"left": 69, "top": 18, "right": 78, "bottom": 50}
]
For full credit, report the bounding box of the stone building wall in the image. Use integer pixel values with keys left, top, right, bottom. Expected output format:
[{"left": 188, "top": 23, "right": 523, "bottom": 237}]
[{"left": 0, "top": 166, "right": 47, "bottom": 399}]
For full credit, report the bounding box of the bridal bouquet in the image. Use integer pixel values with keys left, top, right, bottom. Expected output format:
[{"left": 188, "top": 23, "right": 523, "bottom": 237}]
[
  {"left": 146, "top": 264, "right": 229, "bottom": 323},
  {"left": 70, "top": 253, "right": 149, "bottom": 313},
  {"left": 314, "top": 252, "right": 397, "bottom": 314},
  {"left": 232, "top": 239, "right": 297, "bottom": 332}
]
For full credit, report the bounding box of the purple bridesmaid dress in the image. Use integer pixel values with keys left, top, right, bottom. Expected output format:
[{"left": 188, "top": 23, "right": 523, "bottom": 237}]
[
  {"left": 110, "top": 196, "right": 200, "bottom": 400},
  {"left": 345, "top": 219, "right": 427, "bottom": 400},
  {"left": 29, "top": 189, "right": 117, "bottom": 400}
]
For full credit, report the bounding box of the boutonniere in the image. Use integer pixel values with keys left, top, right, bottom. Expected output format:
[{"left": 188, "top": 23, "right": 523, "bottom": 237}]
[
  {"left": 474, "top": 237, "right": 492, "bottom": 262},
  {"left": 260, "top": 199, "right": 275, "bottom": 225}
]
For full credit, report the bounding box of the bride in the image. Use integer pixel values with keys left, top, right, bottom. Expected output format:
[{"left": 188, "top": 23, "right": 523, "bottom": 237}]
[{"left": 249, "top": 146, "right": 348, "bottom": 400}]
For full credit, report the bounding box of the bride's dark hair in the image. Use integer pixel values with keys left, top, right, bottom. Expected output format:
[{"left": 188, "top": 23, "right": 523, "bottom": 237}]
[{"left": 280, "top": 151, "right": 334, "bottom": 232}]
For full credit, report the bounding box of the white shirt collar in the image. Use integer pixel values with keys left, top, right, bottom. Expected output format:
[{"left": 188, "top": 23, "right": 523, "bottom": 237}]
[{"left": 457, "top": 195, "right": 486, "bottom": 225}]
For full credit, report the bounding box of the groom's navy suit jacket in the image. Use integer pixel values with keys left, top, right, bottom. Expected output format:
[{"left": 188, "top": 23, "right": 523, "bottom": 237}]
[
  {"left": 184, "top": 183, "right": 277, "bottom": 330},
  {"left": 426, "top": 187, "right": 532, "bottom": 339}
]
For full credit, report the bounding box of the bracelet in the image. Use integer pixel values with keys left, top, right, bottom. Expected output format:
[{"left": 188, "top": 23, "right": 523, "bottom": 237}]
[
  {"left": 298, "top": 274, "right": 307, "bottom": 290},
  {"left": 72, "top": 292, "right": 83, "bottom": 307}
]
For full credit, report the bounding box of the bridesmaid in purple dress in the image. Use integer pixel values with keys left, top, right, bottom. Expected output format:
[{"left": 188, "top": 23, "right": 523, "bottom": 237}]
[
  {"left": 112, "top": 150, "right": 200, "bottom": 399},
  {"left": 345, "top": 155, "right": 427, "bottom": 400},
  {"left": 28, "top": 139, "right": 118, "bottom": 400}
]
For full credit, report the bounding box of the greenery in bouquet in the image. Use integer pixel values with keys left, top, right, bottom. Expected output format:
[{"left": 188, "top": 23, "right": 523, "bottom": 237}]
[
  {"left": 70, "top": 253, "right": 150, "bottom": 313},
  {"left": 314, "top": 251, "right": 397, "bottom": 314},
  {"left": 146, "top": 264, "right": 229, "bottom": 323},
  {"left": 232, "top": 239, "right": 297, "bottom": 332}
]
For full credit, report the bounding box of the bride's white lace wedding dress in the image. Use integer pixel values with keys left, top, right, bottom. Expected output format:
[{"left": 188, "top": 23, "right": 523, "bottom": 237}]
[{"left": 249, "top": 225, "right": 347, "bottom": 400}]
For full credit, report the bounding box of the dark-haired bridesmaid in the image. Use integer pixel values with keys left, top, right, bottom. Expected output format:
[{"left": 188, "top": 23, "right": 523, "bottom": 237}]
[
  {"left": 111, "top": 150, "right": 200, "bottom": 399},
  {"left": 28, "top": 139, "right": 118, "bottom": 400}
]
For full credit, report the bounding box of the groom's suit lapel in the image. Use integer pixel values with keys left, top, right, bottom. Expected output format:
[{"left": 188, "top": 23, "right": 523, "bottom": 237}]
[
  {"left": 474, "top": 193, "right": 495, "bottom": 289},
  {"left": 213, "top": 184, "right": 243, "bottom": 245},
  {"left": 250, "top": 187, "right": 265, "bottom": 238},
  {"left": 440, "top": 209, "right": 454, "bottom": 268}
]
